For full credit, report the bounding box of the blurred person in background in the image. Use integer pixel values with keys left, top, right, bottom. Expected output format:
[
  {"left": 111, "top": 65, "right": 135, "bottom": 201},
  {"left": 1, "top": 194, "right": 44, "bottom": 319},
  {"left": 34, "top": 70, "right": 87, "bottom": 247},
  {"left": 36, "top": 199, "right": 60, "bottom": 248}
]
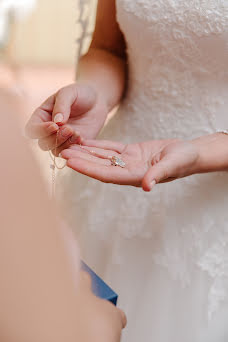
[{"left": 0, "top": 88, "right": 126, "bottom": 342}]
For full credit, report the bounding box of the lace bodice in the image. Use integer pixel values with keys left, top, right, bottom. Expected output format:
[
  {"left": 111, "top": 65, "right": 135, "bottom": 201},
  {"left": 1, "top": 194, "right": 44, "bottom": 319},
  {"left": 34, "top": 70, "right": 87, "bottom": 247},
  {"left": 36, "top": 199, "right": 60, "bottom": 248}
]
[
  {"left": 115, "top": 0, "right": 228, "bottom": 320},
  {"left": 115, "top": 0, "right": 228, "bottom": 140}
]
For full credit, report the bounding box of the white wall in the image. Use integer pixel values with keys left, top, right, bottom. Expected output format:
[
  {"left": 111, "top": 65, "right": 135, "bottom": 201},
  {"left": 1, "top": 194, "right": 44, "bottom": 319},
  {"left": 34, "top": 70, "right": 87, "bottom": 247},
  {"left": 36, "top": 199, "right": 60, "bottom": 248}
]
[{"left": 9, "top": 0, "right": 78, "bottom": 66}]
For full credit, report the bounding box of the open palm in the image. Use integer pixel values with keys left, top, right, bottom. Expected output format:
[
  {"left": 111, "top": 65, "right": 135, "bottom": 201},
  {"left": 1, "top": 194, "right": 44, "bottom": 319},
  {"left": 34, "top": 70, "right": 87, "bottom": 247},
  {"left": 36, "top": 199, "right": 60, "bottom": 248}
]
[{"left": 61, "top": 138, "right": 199, "bottom": 191}]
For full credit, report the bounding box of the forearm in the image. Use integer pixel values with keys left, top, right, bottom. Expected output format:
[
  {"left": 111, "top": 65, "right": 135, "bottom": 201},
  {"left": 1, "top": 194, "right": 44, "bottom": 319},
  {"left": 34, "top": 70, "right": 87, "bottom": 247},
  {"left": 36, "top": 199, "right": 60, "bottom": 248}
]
[
  {"left": 191, "top": 132, "right": 228, "bottom": 174},
  {"left": 77, "top": 47, "right": 127, "bottom": 113}
]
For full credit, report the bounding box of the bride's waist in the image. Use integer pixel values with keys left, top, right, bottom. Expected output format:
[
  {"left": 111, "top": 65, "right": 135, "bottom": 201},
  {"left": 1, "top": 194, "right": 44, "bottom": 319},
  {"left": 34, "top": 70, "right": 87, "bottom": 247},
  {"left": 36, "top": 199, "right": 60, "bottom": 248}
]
[
  {"left": 116, "top": 84, "right": 228, "bottom": 140},
  {"left": 127, "top": 71, "right": 228, "bottom": 102}
]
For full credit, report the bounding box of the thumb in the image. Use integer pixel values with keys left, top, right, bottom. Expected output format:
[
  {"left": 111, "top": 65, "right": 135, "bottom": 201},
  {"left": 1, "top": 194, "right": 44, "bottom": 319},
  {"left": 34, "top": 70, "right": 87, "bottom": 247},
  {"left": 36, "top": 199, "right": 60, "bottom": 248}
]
[
  {"left": 142, "top": 156, "right": 178, "bottom": 192},
  {"left": 52, "top": 84, "right": 97, "bottom": 126},
  {"left": 52, "top": 85, "right": 78, "bottom": 125}
]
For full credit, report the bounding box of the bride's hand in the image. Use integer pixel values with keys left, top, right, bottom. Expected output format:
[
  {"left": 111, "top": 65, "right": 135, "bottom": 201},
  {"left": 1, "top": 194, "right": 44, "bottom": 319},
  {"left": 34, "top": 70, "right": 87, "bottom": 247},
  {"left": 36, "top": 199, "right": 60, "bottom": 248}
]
[
  {"left": 25, "top": 83, "right": 108, "bottom": 155},
  {"left": 60, "top": 138, "right": 199, "bottom": 191}
]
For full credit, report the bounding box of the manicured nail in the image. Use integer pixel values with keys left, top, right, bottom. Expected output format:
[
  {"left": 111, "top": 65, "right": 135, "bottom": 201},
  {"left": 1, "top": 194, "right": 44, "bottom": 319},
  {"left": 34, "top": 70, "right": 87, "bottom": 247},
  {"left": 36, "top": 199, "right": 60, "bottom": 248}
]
[
  {"left": 54, "top": 113, "right": 64, "bottom": 124},
  {"left": 61, "top": 127, "right": 72, "bottom": 137},
  {"left": 150, "top": 180, "right": 156, "bottom": 191},
  {"left": 47, "top": 123, "right": 59, "bottom": 134}
]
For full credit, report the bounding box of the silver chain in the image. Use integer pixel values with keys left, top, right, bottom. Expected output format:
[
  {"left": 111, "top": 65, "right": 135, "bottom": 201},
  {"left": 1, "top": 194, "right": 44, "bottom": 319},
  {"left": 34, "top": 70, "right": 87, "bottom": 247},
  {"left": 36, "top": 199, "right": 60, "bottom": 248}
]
[{"left": 48, "top": 130, "right": 66, "bottom": 198}]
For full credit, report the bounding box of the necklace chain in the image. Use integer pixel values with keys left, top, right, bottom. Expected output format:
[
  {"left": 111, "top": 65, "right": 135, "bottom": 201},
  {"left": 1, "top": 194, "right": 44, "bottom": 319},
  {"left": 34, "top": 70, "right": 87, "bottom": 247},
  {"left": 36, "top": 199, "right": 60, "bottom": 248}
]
[
  {"left": 48, "top": 127, "right": 127, "bottom": 197},
  {"left": 48, "top": 130, "right": 66, "bottom": 198}
]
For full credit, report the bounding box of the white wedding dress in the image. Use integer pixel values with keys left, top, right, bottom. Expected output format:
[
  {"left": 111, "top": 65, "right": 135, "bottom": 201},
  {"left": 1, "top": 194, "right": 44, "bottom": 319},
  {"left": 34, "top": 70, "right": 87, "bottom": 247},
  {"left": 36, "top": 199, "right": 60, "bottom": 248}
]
[{"left": 58, "top": 1, "right": 228, "bottom": 341}]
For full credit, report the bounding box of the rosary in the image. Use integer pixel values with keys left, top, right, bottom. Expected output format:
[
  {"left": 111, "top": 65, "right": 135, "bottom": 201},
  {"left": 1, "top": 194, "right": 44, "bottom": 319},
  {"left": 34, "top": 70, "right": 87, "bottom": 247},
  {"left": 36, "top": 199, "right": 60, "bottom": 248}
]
[{"left": 48, "top": 129, "right": 66, "bottom": 198}]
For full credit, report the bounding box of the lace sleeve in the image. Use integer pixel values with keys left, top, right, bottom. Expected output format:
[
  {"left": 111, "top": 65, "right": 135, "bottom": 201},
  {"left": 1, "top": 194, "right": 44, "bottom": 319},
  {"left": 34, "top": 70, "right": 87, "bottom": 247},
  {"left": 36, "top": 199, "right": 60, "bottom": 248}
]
[{"left": 75, "top": 0, "right": 97, "bottom": 70}]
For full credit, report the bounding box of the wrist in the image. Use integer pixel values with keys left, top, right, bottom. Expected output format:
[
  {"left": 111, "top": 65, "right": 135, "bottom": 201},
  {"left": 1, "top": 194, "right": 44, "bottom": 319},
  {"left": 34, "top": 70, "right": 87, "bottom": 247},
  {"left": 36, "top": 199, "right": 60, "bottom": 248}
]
[
  {"left": 189, "top": 133, "right": 228, "bottom": 174},
  {"left": 94, "top": 94, "right": 110, "bottom": 124},
  {"left": 189, "top": 138, "right": 205, "bottom": 175},
  {"left": 75, "top": 80, "right": 110, "bottom": 119}
]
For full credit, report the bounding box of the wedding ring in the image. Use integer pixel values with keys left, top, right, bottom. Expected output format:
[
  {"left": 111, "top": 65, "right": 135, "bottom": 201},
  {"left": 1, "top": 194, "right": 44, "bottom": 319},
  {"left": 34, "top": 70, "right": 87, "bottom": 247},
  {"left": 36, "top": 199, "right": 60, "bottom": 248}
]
[{"left": 110, "top": 156, "right": 126, "bottom": 168}]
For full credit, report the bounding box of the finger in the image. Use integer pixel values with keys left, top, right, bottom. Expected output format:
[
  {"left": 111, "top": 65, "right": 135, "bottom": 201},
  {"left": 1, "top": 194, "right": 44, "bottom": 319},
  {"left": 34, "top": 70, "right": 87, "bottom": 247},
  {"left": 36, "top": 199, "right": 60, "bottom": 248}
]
[
  {"left": 40, "top": 94, "right": 56, "bottom": 112},
  {"left": 117, "top": 308, "right": 127, "bottom": 329},
  {"left": 82, "top": 139, "right": 126, "bottom": 154},
  {"left": 66, "top": 157, "right": 130, "bottom": 184},
  {"left": 38, "top": 125, "right": 74, "bottom": 151},
  {"left": 53, "top": 132, "right": 82, "bottom": 156},
  {"left": 61, "top": 150, "right": 111, "bottom": 166},
  {"left": 52, "top": 83, "right": 96, "bottom": 125},
  {"left": 25, "top": 121, "right": 59, "bottom": 139},
  {"left": 25, "top": 95, "right": 56, "bottom": 138},
  {"left": 33, "top": 94, "right": 56, "bottom": 122},
  {"left": 142, "top": 156, "right": 177, "bottom": 191},
  {"left": 69, "top": 145, "right": 119, "bottom": 160}
]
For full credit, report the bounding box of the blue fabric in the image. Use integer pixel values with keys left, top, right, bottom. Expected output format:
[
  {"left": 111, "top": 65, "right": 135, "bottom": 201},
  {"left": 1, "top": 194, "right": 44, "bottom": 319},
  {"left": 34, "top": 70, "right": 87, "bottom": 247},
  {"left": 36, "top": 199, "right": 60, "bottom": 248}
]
[{"left": 81, "top": 261, "right": 118, "bottom": 305}]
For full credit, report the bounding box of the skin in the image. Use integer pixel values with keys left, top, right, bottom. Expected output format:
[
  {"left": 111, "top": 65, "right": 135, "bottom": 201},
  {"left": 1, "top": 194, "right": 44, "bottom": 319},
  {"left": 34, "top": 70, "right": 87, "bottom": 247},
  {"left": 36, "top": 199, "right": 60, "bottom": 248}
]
[
  {"left": 0, "top": 89, "right": 126, "bottom": 342},
  {"left": 26, "top": 0, "right": 228, "bottom": 189},
  {"left": 60, "top": 134, "right": 228, "bottom": 191},
  {"left": 26, "top": 0, "right": 127, "bottom": 153}
]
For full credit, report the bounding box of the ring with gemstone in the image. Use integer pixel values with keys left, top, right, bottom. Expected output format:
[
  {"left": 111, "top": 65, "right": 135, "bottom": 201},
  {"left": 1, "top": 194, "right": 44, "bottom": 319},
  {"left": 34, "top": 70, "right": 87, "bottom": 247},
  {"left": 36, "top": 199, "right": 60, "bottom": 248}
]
[{"left": 110, "top": 156, "right": 126, "bottom": 168}]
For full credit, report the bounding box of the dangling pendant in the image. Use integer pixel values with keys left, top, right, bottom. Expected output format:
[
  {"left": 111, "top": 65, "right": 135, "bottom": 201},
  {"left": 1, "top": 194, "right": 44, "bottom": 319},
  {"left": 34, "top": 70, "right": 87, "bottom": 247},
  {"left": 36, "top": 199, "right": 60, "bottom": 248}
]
[
  {"left": 48, "top": 129, "right": 67, "bottom": 199},
  {"left": 51, "top": 162, "right": 56, "bottom": 198}
]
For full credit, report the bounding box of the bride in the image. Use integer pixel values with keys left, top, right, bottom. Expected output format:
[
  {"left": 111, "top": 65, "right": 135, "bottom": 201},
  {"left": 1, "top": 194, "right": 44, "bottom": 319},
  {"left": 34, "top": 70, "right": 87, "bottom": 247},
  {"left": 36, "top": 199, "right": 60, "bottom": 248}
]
[{"left": 27, "top": 0, "right": 228, "bottom": 341}]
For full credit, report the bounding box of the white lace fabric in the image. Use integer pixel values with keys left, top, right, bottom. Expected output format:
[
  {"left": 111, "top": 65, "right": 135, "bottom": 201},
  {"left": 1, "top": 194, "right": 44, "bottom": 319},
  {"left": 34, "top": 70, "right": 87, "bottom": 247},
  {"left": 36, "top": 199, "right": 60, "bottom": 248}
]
[
  {"left": 58, "top": 1, "right": 228, "bottom": 340},
  {"left": 112, "top": 0, "right": 228, "bottom": 321}
]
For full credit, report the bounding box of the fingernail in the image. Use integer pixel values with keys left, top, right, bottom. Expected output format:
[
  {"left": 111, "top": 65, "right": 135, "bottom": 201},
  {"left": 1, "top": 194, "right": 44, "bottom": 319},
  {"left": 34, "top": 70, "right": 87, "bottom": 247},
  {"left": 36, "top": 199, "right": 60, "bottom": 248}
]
[
  {"left": 47, "top": 123, "right": 59, "bottom": 134},
  {"left": 61, "top": 127, "right": 72, "bottom": 137},
  {"left": 150, "top": 180, "right": 156, "bottom": 191},
  {"left": 54, "top": 113, "right": 64, "bottom": 124},
  {"left": 59, "top": 152, "right": 63, "bottom": 158}
]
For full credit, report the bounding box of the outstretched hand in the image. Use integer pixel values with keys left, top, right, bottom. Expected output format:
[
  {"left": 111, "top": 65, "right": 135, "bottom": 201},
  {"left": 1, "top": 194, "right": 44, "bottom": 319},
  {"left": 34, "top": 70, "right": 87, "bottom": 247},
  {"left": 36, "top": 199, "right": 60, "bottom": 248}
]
[{"left": 60, "top": 138, "right": 199, "bottom": 191}]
